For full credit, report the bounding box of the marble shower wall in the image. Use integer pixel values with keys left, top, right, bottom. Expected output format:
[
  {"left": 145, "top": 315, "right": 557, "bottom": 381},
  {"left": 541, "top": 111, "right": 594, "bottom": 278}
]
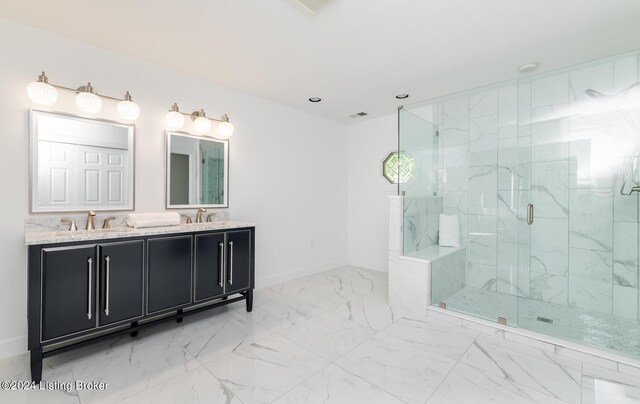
[
  {"left": 402, "top": 197, "right": 442, "bottom": 254},
  {"left": 522, "top": 54, "right": 640, "bottom": 319},
  {"left": 438, "top": 83, "right": 525, "bottom": 297},
  {"left": 431, "top": 51, "right": 640, "bottom": 321}
]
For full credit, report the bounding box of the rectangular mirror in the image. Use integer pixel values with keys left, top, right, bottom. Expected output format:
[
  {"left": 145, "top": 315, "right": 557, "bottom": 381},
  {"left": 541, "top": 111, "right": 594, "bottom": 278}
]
[
  {"left": 30, "top": 110, "right": 135, "bottom": 212},
  {"left": 166, "top": 131, "right": 229, "bottom": 208}
]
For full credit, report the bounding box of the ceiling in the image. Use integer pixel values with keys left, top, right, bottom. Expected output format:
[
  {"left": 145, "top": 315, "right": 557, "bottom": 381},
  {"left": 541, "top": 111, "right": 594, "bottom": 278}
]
[{"left": 3, "top": 0, "right": 640, "bottom": 123}]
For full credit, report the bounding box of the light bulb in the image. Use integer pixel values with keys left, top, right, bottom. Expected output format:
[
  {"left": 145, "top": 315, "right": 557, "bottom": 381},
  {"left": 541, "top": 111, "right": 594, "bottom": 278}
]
[
  {"left": 75, "top": 83, "right": 102, "bottom": 113},
  {"left": 165, "top": 103, "right": 184, "bottom": 128},
  {"left": 218, "top": 121, "right": 234, "bottom": 137},
  {"left": 194, "top": 116, "right": 211, "bottom": 133},
  {"left": 26, "top": 72, "right": 57, "bottom": 105},
  {"left": 166, "top": 111, "right": 184, "bottom": 128},
  {"left": 117, "top": 91, "right": 140, "bottom": 120}
]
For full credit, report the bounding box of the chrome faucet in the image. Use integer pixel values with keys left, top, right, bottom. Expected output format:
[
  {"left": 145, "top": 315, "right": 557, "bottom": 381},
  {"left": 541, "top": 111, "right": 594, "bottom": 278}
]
[
  {"left": 86, "top": 211, "right": 96, "bottom": 230},
  {"left": 207, "top": 213, "right": 216, "bottom": 222},
  {"left": 195, "top": 208, "right": 207, "bottom": 223}
]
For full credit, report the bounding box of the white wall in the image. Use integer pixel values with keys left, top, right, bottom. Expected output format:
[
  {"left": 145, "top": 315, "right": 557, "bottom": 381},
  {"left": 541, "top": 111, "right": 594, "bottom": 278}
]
[
  {"left": 0, "top": 19, "right": 348, "bottom": 358},
  {"left": 347, "top": 114, "right": 398, "bottom": 271}
]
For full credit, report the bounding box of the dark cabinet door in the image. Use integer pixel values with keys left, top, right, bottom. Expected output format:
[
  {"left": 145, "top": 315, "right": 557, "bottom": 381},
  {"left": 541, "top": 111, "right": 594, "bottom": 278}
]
[
  {"left": 225, "top": 230, "right": 252, "bottom": 294},
  {"left": 42, "top": 245, "right": 97, "bottom": 341},
  {"left": 147, "top": 236, "right": 192, "bottom": 313},
  {"left": 98, "top": 240, "right": 144, "bottom": 326},
  {"left": 194, "top": 233, "right": 225, "bottom": 301}
]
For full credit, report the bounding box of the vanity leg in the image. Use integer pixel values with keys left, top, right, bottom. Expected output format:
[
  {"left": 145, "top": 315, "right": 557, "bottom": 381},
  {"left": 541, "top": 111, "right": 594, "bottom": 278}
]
[
  {"left": 246, "top": 289, "right": 253, "bottom": 312},
  {"left": 130, "top": 321, "right": 139, "bottom": 337},
  {"left": 30, "top": 347, "right": 43, "bottom": 383},
  {"left": 176, "top": 309, "right": 184, "bottom": 323}
]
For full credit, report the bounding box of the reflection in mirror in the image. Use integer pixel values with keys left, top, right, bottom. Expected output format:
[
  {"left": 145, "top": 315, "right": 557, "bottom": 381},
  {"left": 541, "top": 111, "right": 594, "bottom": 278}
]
[
  {"left": 166, "top": 132, "right": 228, "bottom": 208},
  {"left": 30, "top": 110, "right": 134, "bottom": 212}
]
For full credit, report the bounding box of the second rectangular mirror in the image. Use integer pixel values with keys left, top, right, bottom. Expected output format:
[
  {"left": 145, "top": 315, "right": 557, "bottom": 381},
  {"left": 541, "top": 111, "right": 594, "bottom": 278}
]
[{"left": 166, "top": 131, "right": 229, "bottom": 208}]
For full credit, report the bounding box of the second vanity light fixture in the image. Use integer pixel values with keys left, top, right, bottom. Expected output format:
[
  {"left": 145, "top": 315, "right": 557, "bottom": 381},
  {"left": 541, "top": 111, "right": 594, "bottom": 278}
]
[
  {"left": 165, "top": 103, "right": 234, "bottom": 136},
  {"left": 26, "top": 71, "right": 140, "bottom": 120}
]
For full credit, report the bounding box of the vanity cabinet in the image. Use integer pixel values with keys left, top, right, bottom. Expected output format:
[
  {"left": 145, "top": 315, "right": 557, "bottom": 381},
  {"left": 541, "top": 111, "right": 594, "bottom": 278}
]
[
  {"left": 41, "top": 245, "right": 97, "bottom": 341},
  {"left": 195, "top": 233, "right": 226, "bottom": 301},
  {"left": 98, "top": 240, "right": 144, "bottom": 326},
  {"left": 147, "top": 236, "right": 193, "bottom": 313},
  {"left": 28, "top": 226, "right": 255, "bottom": 383},
  {"left": 225, "top": 229, "right": 252, "bottom": 294}
]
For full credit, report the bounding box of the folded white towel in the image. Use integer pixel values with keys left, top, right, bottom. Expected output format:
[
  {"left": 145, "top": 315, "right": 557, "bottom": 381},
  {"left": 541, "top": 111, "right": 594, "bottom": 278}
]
[
  {"left": 126, "top": 212, "right": 181, "bottom": 228},
  {"left": 439, "top": 214, "right": 461, "bottom": 247}
]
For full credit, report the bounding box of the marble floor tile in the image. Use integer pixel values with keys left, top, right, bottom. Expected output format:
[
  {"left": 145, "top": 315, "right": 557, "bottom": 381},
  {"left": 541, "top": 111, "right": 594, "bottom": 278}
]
[
  {"left": 460, "top": 333, "right": 582, "bottom": 404},
  {"left": 427, "top": 361, "right": 570, "bottom": 404},
  {"left": 380, "top": 311, "right": 478, "bottom": 360},
  {"left": 336, "top": 332, "right": 458, "bottom": 404},
  {"left": 278, "top": 311, "right": 376, "bottom": 361},
  {"left": 272, "top": 364, "right": 404, "bottom": 404},
  {"left": 0, "top": 353, "right": 79, "bottom": 404},
  {"left": 329, "top": 289, "right": 408, "bottom": 331},
  {"left": 244, "top": 297, "right": 322, "bottom": 332},
  {"left": 171, "top": 308, "right": 274, "bottom": 364},
  {"left": 50, "top": 331, "right": 200, "bottom": 404},
  {"left": 205, "top": 333, "right": 329, "bottom": 404},
  {"left": 118, "top": 365, "right": 242, "bottom": 404}
]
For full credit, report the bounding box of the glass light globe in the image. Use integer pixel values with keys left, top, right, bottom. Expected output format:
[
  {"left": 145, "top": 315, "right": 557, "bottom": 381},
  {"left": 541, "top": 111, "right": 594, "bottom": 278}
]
[
  {"left": 27, "top": 81, "right": 58, "bottom": 106},
  {"left": 218, "top": 121, "right": 234, "bottom": 137},
  {"left": 117, "top": 100, "right": 140, "bottom": 120},
  {"left": 165, "top": 110, "right": 185, "bottom": 128},
  {"left": 193, "top": 116, "right": 211, "bottom": 133},
  {"left": 76, "top": 91, "right": 102, "bottom": 113}
]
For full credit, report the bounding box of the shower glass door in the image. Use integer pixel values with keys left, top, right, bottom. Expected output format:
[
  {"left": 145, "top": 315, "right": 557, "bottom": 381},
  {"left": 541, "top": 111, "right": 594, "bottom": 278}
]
[
  {"left": 398, "top": 107, "right": 440, "bottom": 258},
  {"left": 516, "top": 51, "right": 640, "bottom": 357}
]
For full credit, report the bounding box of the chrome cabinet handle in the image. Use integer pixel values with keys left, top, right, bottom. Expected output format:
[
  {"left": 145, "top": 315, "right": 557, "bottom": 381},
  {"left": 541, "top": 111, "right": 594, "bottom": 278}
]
[
  {"left": 228, "top": 241, "right": 234, "bottom": 285},
  {"left": 527, "top": 203, "right": 534, "bottom": 225},
  {"left": 87, "top": 258, "right": 93, "bottom": 320},
  {"left": 218, "top": 242, "right": 224, "bottom": 287},
  {"left": 105, "top": 256, "right": 110, "bottom": 316}
]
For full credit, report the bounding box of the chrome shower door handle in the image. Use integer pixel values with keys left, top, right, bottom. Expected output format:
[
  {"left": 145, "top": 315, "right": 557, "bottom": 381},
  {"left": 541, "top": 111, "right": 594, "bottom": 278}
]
[
  {"left": 218, "top": 242, "right": 224, "bottom": 287},
  {"left": 527, "top": 203, "right": 534, "bottom": 225},
  {"left": 228, "top": 241, "right": 234, "bottom": 285},
  {"left": 105, "top": 256, "right": 110, "bottom": 316},
  {"left": 87, "top": 258, "right": 93, "bottom": 320}
]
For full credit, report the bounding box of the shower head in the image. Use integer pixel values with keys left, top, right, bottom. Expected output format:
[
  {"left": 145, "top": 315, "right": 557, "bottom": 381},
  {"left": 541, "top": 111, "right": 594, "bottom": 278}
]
[
  {"left": 585, "top": 82, "right": 640, "bottom": 100},
  {"left": 584, "top": 88, "right": 607, "bottom": 100}
]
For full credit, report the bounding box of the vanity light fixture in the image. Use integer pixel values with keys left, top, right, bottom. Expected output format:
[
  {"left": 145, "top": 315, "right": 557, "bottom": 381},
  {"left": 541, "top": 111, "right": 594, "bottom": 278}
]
[
  {"left": 192, "top": 109, "right": 212, "bottom": 133},
  {"left": 165, "top": 103, "right": 185, "bottom": 129},
  {"left": 117, "top": 91, "right": 140, "bottom": 120},
  {"left": 26, "top": 72, "right": 58, "bottom": 106},
  {"left": 165, "top": 103, "right": 234, "bottom": 136},
  {"left": 75, "top": 83, "right": 102, "bottom": 114},
  {"left": 26, "top": 71, "right": 140, "bottom": 120}
]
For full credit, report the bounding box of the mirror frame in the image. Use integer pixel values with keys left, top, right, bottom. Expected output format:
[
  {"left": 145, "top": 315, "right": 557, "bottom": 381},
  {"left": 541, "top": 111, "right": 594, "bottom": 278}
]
[
  {"left": 30, "top": 109, "right": 135, "bottom": 213},
  {"left": 165, "top": 131, "right": 229, "bottom": 209}
]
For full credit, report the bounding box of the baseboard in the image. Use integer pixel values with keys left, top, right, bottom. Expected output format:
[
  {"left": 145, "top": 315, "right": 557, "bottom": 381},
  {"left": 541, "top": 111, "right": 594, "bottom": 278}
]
[
  {"left": 347, "top": 257, "right": 387, "bottom": 272},
  {"left": 0, "top": 334, "right": 27, "bottom": 360},
  {"left": 255, "top": 259, "right": 349, "bottom": 288}
]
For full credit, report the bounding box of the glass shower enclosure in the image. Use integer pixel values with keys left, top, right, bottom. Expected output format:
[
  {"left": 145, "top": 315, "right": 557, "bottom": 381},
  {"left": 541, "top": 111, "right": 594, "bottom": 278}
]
[{"left": 399, "top": 50, "right": 640, "bottom": 358}]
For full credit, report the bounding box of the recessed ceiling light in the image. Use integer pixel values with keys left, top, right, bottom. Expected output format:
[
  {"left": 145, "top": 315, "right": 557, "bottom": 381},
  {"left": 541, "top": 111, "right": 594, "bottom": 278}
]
[
  {"left": 396, "top": 94, "right": 409, "bottom": 99},
  {"left": 518, "top": 63, "right": 540, "bottom": 74},
  {"left": 308, "top": 97, "right": 322, "bottom": 103}
]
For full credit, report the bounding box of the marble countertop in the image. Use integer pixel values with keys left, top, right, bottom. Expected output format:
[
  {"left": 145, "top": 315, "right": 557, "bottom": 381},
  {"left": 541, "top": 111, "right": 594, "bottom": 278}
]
[{"left": 25, "top": 221, "right": 256, "bottom": 246}]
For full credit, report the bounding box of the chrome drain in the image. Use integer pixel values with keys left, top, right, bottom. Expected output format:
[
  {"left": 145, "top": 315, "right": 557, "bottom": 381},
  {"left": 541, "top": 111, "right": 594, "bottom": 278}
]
[{"left": 537, "top": 316, "right": 554, "bottom": 324}]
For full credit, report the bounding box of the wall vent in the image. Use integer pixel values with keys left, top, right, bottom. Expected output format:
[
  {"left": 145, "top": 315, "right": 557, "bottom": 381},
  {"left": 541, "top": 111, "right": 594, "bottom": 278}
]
[
  {"left": 288, "top": 0, "right": 332, "bottom": 14},
  {"left": 349, "top": 112, "right": 368, "bottom": 118}
]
